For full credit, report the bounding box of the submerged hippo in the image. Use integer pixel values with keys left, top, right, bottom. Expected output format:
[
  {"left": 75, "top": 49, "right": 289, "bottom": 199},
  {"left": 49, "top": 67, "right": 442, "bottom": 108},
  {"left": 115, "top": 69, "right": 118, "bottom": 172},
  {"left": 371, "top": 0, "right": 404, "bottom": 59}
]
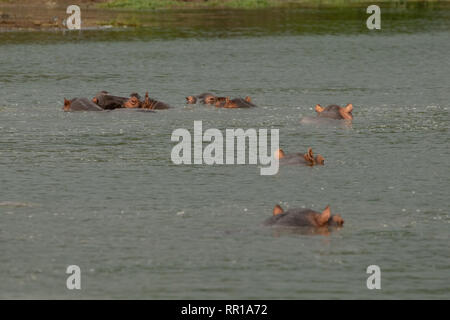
[
  {"left": 91, "top": 91, "right": 129, "bottom": 110},
  {"left": 264, "top": 205, "right": 344, "bottom": 230},
  {"left": 275, "top": 147, "right": 324, "bottom": 166},
  {"left": 215, "top": 97, "right": 257, "bottom": 108},
  {"left": 63, "top": 97, "right": 103, "bottom": 111},
  {"left": 185, "top": 93, "right": 215, "bottom": 104},
  {"left": 315, "top": 104, "right": 353, "bottom": 120},
  {"left": 124, "top": 92, "right": 171, "bottom": 110}
]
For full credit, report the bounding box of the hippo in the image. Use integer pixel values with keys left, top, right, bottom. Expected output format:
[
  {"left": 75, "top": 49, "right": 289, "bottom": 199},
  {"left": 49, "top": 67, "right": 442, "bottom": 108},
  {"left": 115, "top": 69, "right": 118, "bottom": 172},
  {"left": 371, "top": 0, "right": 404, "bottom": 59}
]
[
  {"left": 200, "top": 93, "right": 217, "bottom": 105},
  {"left": 185, "top": 95, "right": 198, "bottom": 104},
  {"left": 315, "top": 104, "right": 353, "bottom": 120},
  {"left": 124, "top": 92, "right": 171, "bottom": 110},
  {"left": 215, "top": 97, "right": 257, "bottom": 108},
  {"left": 185, "top": 93, "right": 215, "bottom": 104},
  {"left": 275, "top": 147, "right": 324, "bottom": 166},
  {"left": 63, "top": 97, "right": 103, "bottom": 111},
  {"left": 240, "top": 96, "right": 257, "bottom": 108},
  {"left": 263, "top": 205, "right": 344, "bottom": 231},
  {"left": 91, "top": 91, "right": 130, "bottom": 110}
]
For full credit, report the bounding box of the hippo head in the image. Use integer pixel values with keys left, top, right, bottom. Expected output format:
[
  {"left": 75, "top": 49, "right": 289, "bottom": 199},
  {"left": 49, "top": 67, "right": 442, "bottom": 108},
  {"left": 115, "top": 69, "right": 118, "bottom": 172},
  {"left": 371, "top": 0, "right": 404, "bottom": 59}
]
[
  {"left": 214, "top": 97, "right": 227, "bottom": 108},
  {"left": 315, "top": 206, "right": 344, "bottom": 227},
  {"left": 328, "top": 214, "right": 345, "bottom": 227},
  {"left": 315, "top": 154, "right": 325, "bottom": 165},
  {"left": 315, "top": 103, "right": 353, "bottom": 120},
  {"left": 186, "top": 96, "right": 197, "bottom": 104},
  {"left": 273, "top": 204, "right": 344, "bottom": 228},
  {"left": 304, "top": 148, "right": 325, "bottom": 166},
  {"left": 124, "top": 93, "right": 142, "bottom": 108},
  {"left": 63, "top": 98, "right": 71, "bottom": 111},
  {"left": 203, "top": 94, "right": 217, "bottom": 104},
  {"left": 222, "top": 97, "right": 239, "bottom": 108}
]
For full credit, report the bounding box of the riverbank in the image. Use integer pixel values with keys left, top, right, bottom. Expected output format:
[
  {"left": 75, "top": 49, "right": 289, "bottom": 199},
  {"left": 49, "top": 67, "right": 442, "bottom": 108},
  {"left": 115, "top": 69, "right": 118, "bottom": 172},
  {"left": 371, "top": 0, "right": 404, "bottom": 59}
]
[
  {"left": 0, "top": 0, "right": 449, "bottom": 31},
  {"left": 101, "top": 0, "right": 450, "bottom": 10}
]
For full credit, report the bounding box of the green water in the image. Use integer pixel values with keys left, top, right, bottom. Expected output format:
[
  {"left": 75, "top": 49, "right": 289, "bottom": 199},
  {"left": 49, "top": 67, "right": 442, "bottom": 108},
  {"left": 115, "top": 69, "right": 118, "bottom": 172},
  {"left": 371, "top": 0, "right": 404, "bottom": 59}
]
[{"left": 0, "top": 7, "right": 449, "bottom": 299}]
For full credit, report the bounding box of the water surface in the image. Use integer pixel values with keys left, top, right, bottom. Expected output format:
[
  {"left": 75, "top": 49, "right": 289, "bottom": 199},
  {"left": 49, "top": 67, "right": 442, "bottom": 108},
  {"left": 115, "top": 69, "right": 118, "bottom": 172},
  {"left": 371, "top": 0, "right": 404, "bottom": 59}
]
[{"left": 0, "top": 7, "right": 449, "bottom": 299}]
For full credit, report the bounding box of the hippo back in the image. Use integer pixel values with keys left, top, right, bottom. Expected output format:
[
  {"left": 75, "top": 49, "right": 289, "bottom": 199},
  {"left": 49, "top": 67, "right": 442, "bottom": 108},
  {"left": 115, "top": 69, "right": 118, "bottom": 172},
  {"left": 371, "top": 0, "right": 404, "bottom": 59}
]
[
  {"left": 69, "top": 98, "right": 103, "bottom": 111},
  {"left": 232, "top": 98, "right": 256, "bottom": 108},
  {"left": 279, "top": 153, "right": 309, "bottom": 165},
  {"left": 145, "top": 98, "right": 171, "bottom": 110},
  {"left": 316, "top": 105, "right": 345, "bottom": 119},
  {"left": 94, "top": 94, "right": 128, "bottom": 110},
  {"left": 263, "top": 208, "right": 318, "bottom": 227}
]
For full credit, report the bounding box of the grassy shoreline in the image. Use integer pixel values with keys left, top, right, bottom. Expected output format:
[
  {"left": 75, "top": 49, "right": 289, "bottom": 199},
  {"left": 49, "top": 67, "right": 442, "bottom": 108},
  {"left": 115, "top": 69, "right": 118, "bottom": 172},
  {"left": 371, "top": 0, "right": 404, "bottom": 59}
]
[
  {"left": 0, "top": 0, "right": 448, "bottom": 31},
  {"left": 99, "top": 0, "right": 450, "bottom": 10}
]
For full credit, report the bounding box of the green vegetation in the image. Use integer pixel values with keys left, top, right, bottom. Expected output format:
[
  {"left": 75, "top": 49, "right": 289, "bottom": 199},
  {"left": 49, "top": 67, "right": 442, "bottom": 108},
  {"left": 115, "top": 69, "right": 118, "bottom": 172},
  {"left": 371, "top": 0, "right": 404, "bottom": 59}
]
[
  {"left": 100, "top": 0, "right": 448, "bottom": 10},
  {"left": 100, "top": 0, "right": 272, "bottom": 10}
]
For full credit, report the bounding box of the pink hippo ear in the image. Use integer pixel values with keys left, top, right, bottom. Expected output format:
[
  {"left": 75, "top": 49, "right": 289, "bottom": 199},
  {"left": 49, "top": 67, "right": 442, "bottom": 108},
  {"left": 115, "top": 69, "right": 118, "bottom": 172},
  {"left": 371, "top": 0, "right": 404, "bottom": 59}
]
[
  {"left": 315, "top": 104, "right": 324, "bottom": 113},
  {"left": 245, "top": 96, "right": 252, "bottom": 102},
  {"left": 316, "top": 205, "right": 331, "bottom": 226},
  {"left": 273, "top": 204, "right": 284, "bottom": 216},
  {"left": 339, "top": 103, "right": 353, "bottom": 120},
  {"left": 274, "top": 148, "right": 285, "bottom": 160},
  {"left": 307, "top": 148, "right": 314, "bottom": 159},
  {"left": 343, "top": 103, "right": 353, "bottom": 113},
  {"left": 303, "top": 147, "right": 315, "bottom": 165},
  {"left": 63, "top": 98, "right": 71, "bottom": 110}
]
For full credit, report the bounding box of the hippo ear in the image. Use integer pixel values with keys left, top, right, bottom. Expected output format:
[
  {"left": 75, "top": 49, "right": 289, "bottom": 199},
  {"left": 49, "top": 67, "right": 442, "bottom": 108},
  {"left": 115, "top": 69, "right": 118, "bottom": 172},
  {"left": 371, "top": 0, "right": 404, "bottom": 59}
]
[
  {"left": 245, "top": 96, "right": 252, "bottom": 102},
  {"left": 343, "top": 103, "right": 353, "bottom": 113},
  {"left": 317, "top": 206, "right": 331, "bottom": 226},
  {"left": 274, "top": 148, "right": 285, "bottom": 160},
  {"left": 64, "top": 98, "right": 70, "bottom": 106},
  {"left": 339, "top": 104, "right": 353, "bottom": 120},
  {"left": 315, "top": 104, "right": 324, "bottom": 113},
  {"left": 273, "top": 205, "right": 284, "bottom": 216},
  {"left": 304, "top": 148, "right": 314, "bottom": 165}
]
